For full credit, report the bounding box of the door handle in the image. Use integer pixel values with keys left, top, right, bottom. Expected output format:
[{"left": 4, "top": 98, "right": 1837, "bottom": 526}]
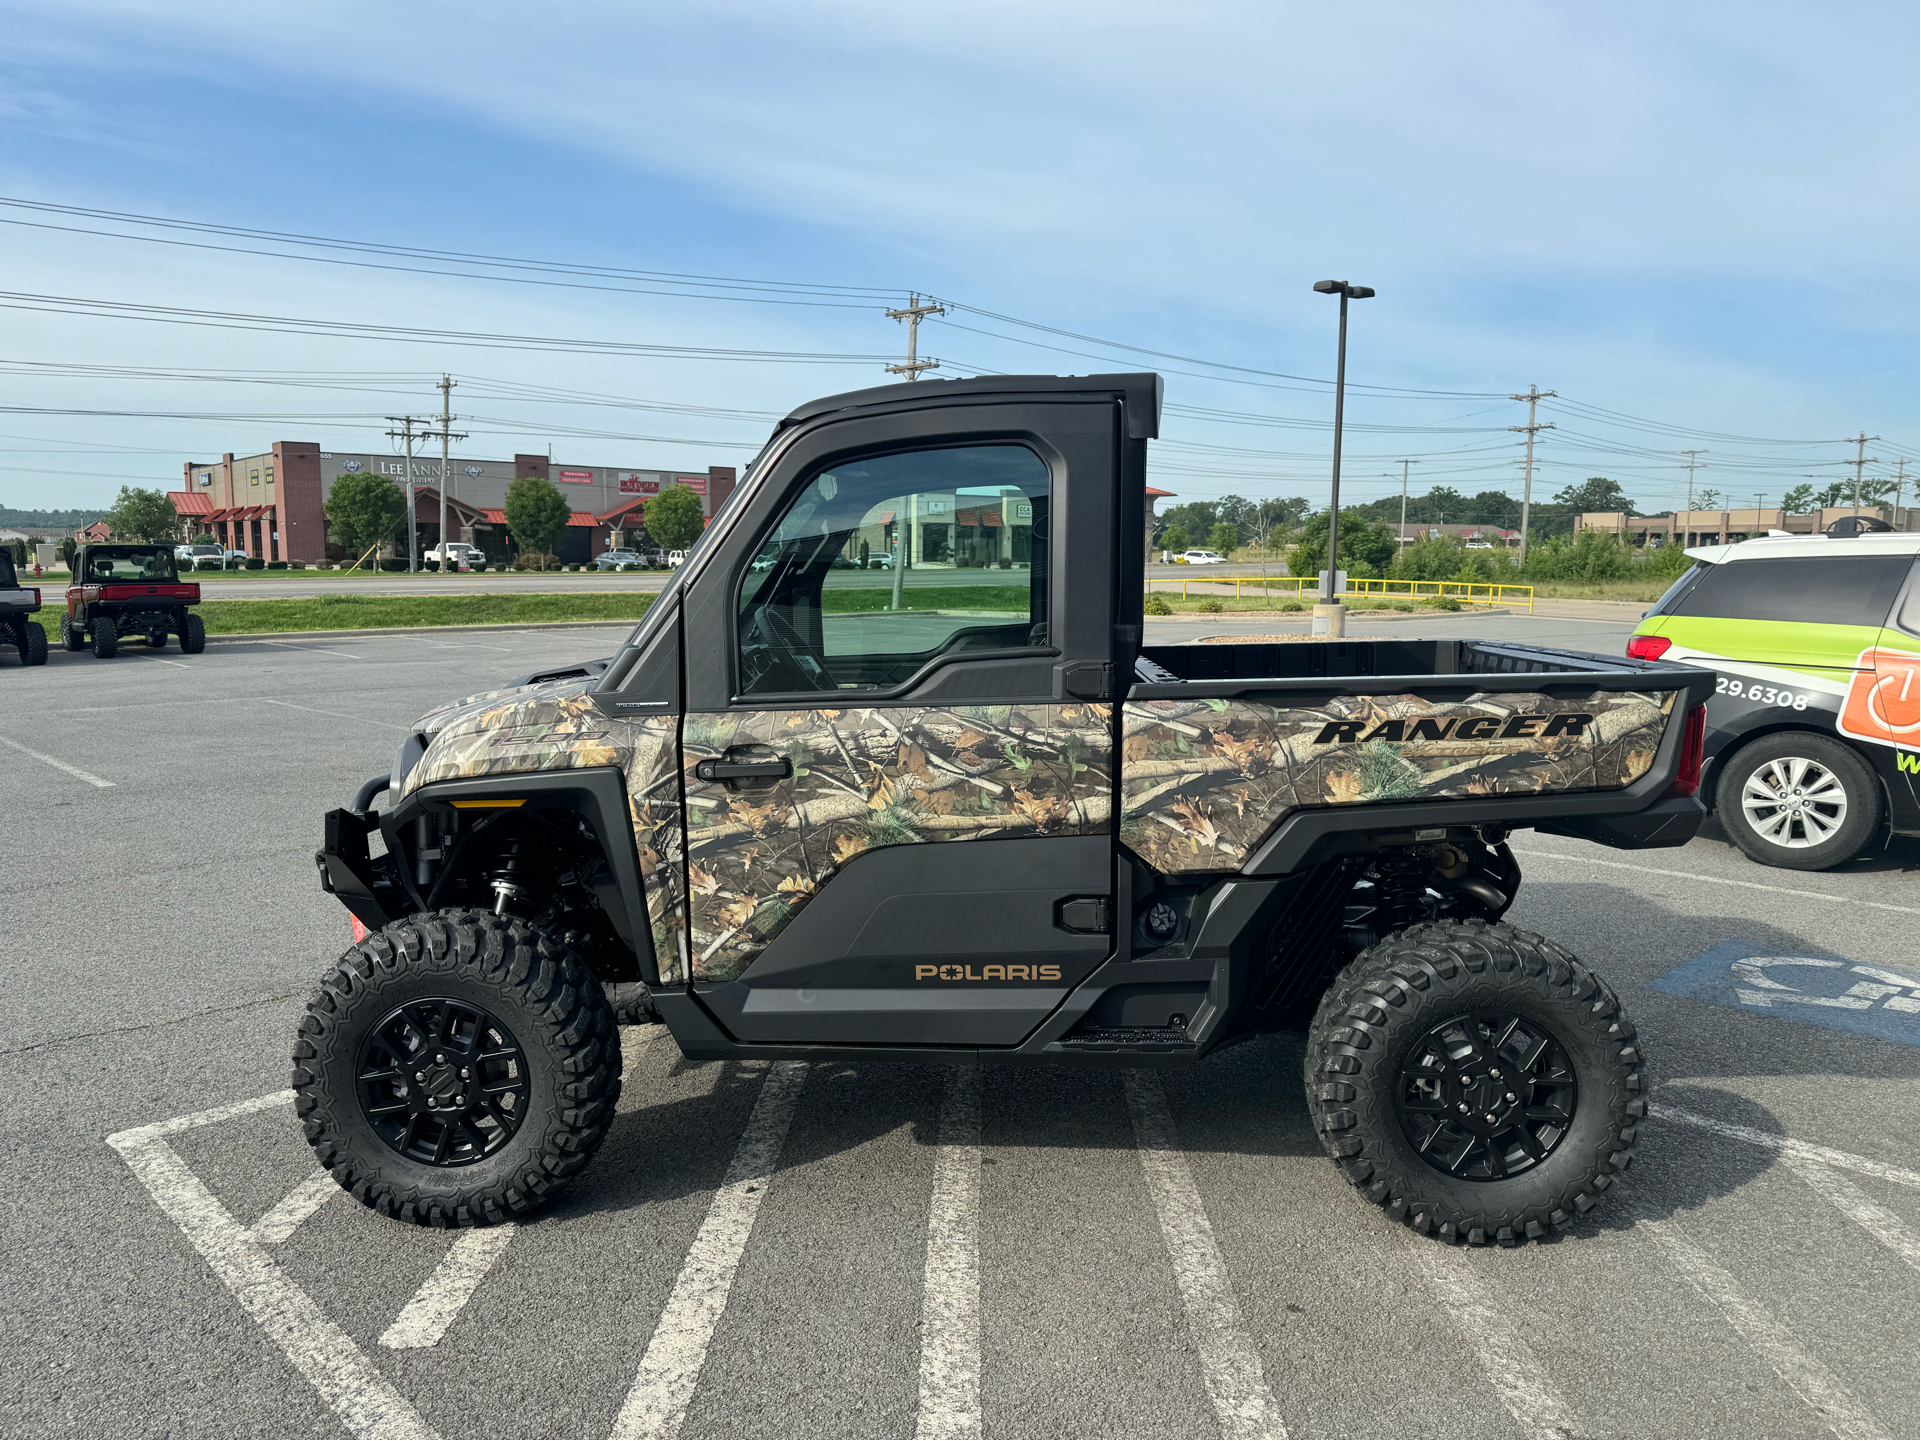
[{"left": 694, "top": 754, "right": 793, "bottom": 784}]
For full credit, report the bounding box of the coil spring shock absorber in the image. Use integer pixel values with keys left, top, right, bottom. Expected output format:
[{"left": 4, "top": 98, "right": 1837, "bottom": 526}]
[
  {"left": 486, "top": 838, "right": 527, "bottom": 916},
  {"left": 1368, "top": 848, "right": 1440, "bottom": 936}
]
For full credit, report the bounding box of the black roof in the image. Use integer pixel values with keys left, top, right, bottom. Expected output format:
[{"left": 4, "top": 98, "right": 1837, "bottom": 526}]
[{"left": 780, "top": 372, "right": 1162, "bottom": 440}]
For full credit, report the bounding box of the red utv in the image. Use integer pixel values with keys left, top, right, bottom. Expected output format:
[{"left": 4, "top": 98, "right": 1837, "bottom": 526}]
[{"left": 62, "top": 544, "right": 206, "bottom": 658}]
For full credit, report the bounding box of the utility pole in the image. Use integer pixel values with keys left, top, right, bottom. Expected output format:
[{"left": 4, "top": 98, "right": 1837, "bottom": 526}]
[
  {"left": 885, "top": 294, "right": 945, "bottom": 381},
  {"left": 1395, "top": 459, "right": 1420, "bottom": 540},
  {"left": 1509, "top": 386, "right": 1556, "bottom": 563},
  {"left": 1680, "top": 450, "right": 1707, "bottom": 546},
  {"left": 1845, "top": 432, "right": 1880, "bottom": 515},
  {"left": 421, "top": 377, "right": 468, "bottom": 570},
  {"left": 385, "top": 415, "right": 430, "bottom": 572},
  {"left": 1891, "top": 459, "right": 1909, "bottom": 528}
]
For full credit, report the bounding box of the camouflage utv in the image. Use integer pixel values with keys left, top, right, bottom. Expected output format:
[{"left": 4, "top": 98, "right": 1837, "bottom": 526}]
[{"left": 302, "top": 373, "right": 1713, "bottom": 1244}]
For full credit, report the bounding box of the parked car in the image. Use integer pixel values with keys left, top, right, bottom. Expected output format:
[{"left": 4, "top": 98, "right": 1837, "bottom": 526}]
[
  {"left": 174, "top": 543, "right": 224, "bottom": 566},
  {"left": 1178, "top": 549, "right": 1227, "bottom": 565},
  {"left": 1629, "top": 530, "right": 1918, "bottom": 870},
  {"left": 594, "top": 548, "right": 643, "bottom": 571},
  {"left": 667, "top": 550, "right": 686, "bottom": 567},
  {"left": 423, "top": 543, "right": 480, "bottom": 570}
]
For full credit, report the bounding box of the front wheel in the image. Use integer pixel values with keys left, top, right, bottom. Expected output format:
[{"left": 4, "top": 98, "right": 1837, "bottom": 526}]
[
  {"left": 90, "top": 619, "right": 117, "bottom": 658},
  {"left": 60, "top": 615, "right": 85, "bottom": 651},
  {"left": 181, "top": 613, "right": 206, "bottom": 654},
  {"left": 1305, "top": 919, "right": 1645, "bottom": 1245},
  {"left": 1715, "top": 731, "right": 1881, "bottom": 871},
  {"left": 292, "top": 909, "right": 622, "bottom": 1227},
  {"left": 20, "top": 621, "right": 46, "bottom": 666}
]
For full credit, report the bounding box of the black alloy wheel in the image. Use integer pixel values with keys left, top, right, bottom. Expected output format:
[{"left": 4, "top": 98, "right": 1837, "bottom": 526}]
[
  {"left": 1395, "top": 1010, "right": 1577, "bottom": 1181},
  {"left": 355, "top": 998, "right": 530, "bottom": 1167}
]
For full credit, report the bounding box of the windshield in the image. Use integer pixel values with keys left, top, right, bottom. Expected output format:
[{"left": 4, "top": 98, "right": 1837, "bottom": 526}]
[{"left": 85, "top": 547, "right": 177, "bottom": 582}]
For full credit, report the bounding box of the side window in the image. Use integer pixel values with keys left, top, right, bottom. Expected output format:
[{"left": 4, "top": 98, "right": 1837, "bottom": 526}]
[
  {"left": 1671, "top": 556, "right": 1911, "bottom": 627},
  {"left": 736, "top": 444, "right": 1050, "bottom": 697},
  {"left": 1896, "top": 560, "right": 1918, "bottom": 636}
]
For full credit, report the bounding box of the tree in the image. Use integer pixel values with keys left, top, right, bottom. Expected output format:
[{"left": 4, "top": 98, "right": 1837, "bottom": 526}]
[
  {"left": 325, "top": 472, "right": 408, "bottom": 560},
  {"left": 1553, "top": 477, "right": 1637, "bottom": 514},
  {"left": 644, "top": 484, "right": 705, "bottom": 552},
  {"left": 1287, "top": 511, "right": 1398, "bottom": 580},
  {"left": 504, "top": 475, "right": 571, "bottom": 559},
  {"left": 191, "top": 532, "right": 217, "bottom": 545},
  {"left": 1207, "top": 521, "right": 1239, "bottom": 555},
  {"left": 102, "top": 486, "right": 179, "bottom": 543},
  {"left": 1779, "top": 484, "right": 1816, "bottom": 513},
  {"left": 1160, "top": 523, "right": 1191, "bottom": 553},
  {"left": 1156, "top": 500, "right": 1219, "bottom": 547},
  {"left": 1693, "top": 488, "right": 1722, "bottom": 509}
]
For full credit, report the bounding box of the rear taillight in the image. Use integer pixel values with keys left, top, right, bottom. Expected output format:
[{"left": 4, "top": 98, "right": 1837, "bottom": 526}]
[
  {"left": 1666, "top": 704, "right": 1707, "bottom": 798},
  {"left": 1627, "top": 634, "right": 1671, "bottom": 661}
]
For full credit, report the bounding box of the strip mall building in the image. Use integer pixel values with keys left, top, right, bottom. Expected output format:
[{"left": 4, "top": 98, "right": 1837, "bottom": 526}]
[{"left": 168, "top": 445, "right": 737, "bottom": 565}]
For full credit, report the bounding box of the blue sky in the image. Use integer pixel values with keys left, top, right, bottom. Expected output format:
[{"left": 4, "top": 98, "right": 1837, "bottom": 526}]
[{"left": 1, "top": 0, "right": 1915, "bottom": 518}]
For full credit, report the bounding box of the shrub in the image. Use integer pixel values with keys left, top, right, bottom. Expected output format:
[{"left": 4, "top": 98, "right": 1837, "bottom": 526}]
[
  {"left": 568, "top": 563, "right": 582, "bottom": 572},
  {"left": 470, "top": 561, "right": 488, "bottom": 573},
  {"left": 315, "top": 562, "right": 334, "bottom": 570},
  {"left": 1423, "top": 595, "right": 1462, "bottom": 611},
  {"left": 1391, "top": 600, "right": 1415, "bottom": 612},
  {"left": 1143, "top": 594, "right": 1172, "bottom": 616},
  {"left": 1196, "top": 598, "right": 1224, "bottom": 614},
  {"left": 244, "top": 556, "right": 265, "bottom": 570},
  {"left": 1277, "top": 599, "right": 1305, "bottom": 613},
  {"left": 195, "top": 558, "right": 221, "bottom": 571},
  {"left": 266, "top": 560, "right": 288, "bottom": 570},
  {"left": 379, "top": 558, "right": 407, "bottom": 572}
]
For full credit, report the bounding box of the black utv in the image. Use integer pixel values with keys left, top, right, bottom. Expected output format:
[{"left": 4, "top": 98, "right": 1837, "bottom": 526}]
[
  {"left": 0, "top": 548, "right": 48, "bottom": 666},
  {"left": 303, "top": 373, "right": 1713, "bottom": 1244},
  {"left": 61, "top": 544, "right": 206, "bottom": 657}
]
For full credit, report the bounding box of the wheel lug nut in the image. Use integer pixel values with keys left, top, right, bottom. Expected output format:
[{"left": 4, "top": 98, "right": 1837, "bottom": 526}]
[
  {"left": 460, "top": 1068, "right": 470, "bottom": 1079},
  {"left": 414, "top": 1071, "right": 425, "bottom": 1082},
  {"left": 435, "top": 1053, "right": 446, "bottom": 1063},
  {"left": 1506, "top": 1093, "right": 1517, "bottom": 1103},
  {"left": 1458, "top": 1102, "right": 1470, "bottom": 1113}
]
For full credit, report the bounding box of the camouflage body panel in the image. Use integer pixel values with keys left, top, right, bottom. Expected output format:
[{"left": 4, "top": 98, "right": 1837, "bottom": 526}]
[
  {"left": 401, "top": 681, "right": 688, "bottom": 983},
  {"left": 683, "top": 704, "right": 1112, "bottom": 983},
  {"left": 1120, "top": 688, "right": 1676, "bottom": 874}
]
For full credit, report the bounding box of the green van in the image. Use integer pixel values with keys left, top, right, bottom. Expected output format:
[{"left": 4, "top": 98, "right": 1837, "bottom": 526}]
[{"left": 1628, "top": 531, "right": 1918, "bottom": 869}]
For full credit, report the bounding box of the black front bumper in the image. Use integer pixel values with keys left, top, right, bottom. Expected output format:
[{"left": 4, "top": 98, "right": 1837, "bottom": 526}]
[{"left": 316, "top": 807, "right": 404, "bottom": 931}]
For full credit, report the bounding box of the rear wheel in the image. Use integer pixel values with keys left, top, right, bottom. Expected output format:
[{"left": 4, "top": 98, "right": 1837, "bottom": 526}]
[
  {"left": 292, "top": 908, "right": 622, "bottom": 1227},
  {"left": 181, "top": 613, "right": 206, "bottom": 654},
  {"left": 90, "top": 619, "right": 117, "bottom": 658},
  {"left": 147, "top": 628, "right": 169, "bottom": 648},
  {"left": 20, "top": 621, "right": 46, "bottom": 666},
  {"left": 1305, "top": 919, "right": 1644, "bottom": 1245},
  {"left": 1715, "top": 731, "right": 1880, "bottom": 871},
  {"left": 60, "top": 615, "right": 84, "bottom": 651}
]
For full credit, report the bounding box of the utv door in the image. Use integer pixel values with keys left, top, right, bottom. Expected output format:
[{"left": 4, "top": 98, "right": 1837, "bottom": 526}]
[{"left": 666, "top": 382, "right": 1150, "bottom": 1046}]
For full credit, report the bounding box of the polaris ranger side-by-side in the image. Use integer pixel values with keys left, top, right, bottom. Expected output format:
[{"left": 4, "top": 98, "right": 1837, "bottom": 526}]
[
  {"left": 0, "top": 548, "right": 49, "bottom": 666},
  {"left": 302, "top": 374, "right": 1713, "bottom": 1244},
  {"left": 63, "top": 544, "right": 206, "bottom": 658}
]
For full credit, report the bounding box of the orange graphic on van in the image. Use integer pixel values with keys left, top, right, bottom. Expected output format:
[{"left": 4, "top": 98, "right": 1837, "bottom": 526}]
[{"left": 1839, "top": 647, "right": 1920, "bottom": 748}]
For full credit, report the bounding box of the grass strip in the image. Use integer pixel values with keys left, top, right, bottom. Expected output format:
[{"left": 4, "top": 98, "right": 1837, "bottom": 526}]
[
  {"left": 820, "top": 586, "right": 1030, "bottom": 613},
  {"left": 195, "top": 592, "right": 656, "bottom": 634}
]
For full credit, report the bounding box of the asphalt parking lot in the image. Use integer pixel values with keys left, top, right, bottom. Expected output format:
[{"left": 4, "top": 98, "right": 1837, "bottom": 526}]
[{"left": 1, "top": 617, "right": 1915, "bottom": 1439}]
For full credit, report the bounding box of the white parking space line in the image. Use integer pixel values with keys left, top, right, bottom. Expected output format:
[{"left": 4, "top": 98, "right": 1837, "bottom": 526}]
[
  {"left": 0, "top": 734, "right": 113, "bottom": 787},
  {"left": 612, "top": 1060, "right": 809, "bottom": 1440},
  {"left": 380, "top": 1226, "right": 518, "bottom": 1350},
  {"left": 107, "top": 1094, "right": 433, "bottom": 1440},
  {"left": 1653, "top": 1104, "right": 1921, "bottom": 1188},
  {"left": 1787, "top": 1159, "right": 1920, "bottom": 1270},
  {"left": 1407, "top": 1242, "right": 1578, "bottom": 1439},
  {"left": 247, "top": 1168, "right": 342, "bottom": 1245},
  {"left": 1123, "top": 1073, "right": 1289, "bottom": 1441},
  {"left": 1639, "top": 1215, "right": 1886, "bottom": 1440},
  {"left": 1518, "top": 848, "right": 1920, "bottom": 915},
  {"left": 916, "top": 1067, "right": 982, "bottom": 1441},
  {"left": 256, "top": 639, "right": 365, "bottom": 660},
  {"left": 258, "top": 697, "right": 409, "bottom": 731}
]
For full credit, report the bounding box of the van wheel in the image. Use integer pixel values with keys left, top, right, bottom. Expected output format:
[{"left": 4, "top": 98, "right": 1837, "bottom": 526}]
[
  {"left": 292, "top": 909, "right": 621, "bottom": 1227},
  {"left": 1305, "top": 919, "right": 1644, "bottom": 1245},
  {"left": 91, "top": 620, "right": 117, "bottom": 658},
  {"left": 1715, "top": 732, "right": 1880, "bottom": 871}
]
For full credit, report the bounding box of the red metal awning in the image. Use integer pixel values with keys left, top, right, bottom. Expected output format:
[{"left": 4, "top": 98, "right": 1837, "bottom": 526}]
[{"left": 169, "top": 490, "right": 214, "bottom": 515}]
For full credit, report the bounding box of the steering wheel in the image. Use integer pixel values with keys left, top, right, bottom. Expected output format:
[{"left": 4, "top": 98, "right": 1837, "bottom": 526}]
[{"left": 744, "top": 606, "right": 833, "bottom": 692}]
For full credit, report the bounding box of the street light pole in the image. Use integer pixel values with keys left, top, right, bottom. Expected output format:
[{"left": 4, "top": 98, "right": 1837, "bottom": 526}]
[{"left": 1312, "top": 279, "right": 1374, "bottom": 636}]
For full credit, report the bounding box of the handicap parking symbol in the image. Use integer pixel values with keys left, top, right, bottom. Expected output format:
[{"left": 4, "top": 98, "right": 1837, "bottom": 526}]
[{"left": 1647, "top": 940, "right": 1920, "bottom": 1048}]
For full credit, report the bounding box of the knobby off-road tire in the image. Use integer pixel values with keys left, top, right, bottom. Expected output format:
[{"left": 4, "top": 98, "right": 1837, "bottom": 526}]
[
  {"left": 292, "top": 908, "right": 622, "bottom": 1227},
  {"left": 180, "top": 613, "right": 206, "bottom": 654},
  {"left": 1305, "top": 919, "right": 1645, "bottom": 1246},
  {"left": 17, "top": 620, "right": 46, "bottom": 666},
  {"left": 60, "top": 615, "right": 84, "bottom": 651},
  {"left": 603, "top": 981, "right": 658, "bottom": 1026},
  {"left": 90, "top": 619, "right": 116, "bottom": 658}
]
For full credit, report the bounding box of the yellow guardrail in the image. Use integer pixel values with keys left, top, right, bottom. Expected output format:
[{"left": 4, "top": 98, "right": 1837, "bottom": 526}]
[{"left": 1146, "top": 575, "right": 1534, "bottom": 613}]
